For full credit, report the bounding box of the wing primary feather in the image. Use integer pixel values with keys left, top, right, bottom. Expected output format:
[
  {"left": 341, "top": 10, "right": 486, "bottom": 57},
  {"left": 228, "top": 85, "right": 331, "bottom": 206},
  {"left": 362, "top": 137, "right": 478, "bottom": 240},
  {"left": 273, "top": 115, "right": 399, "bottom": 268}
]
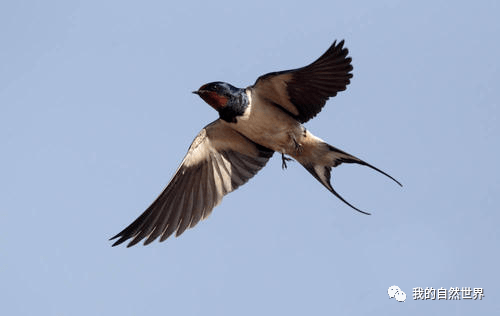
[
  {"left": 175, "top": 171, "right": 196, "bottom": 237},
  {"left": 201, "top": 154, "right": 216, "bottom": 220},
  {"left": 189, "top": 164, "right": 207, "bottom": 228},
  {"left": 158, "top": 173, "right": 191, "bottom": 242},
  {"left": 140, "top": 171, "right": 189, "bottom": 245}
]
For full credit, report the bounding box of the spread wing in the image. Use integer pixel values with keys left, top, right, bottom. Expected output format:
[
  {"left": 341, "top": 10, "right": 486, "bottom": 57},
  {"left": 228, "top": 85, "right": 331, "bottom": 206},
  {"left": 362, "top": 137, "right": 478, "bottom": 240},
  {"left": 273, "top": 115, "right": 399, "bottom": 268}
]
[
  {"left": 110, "top": 119, "right": 274, "bottom": 247},
  {"left": 251, "top": 40, "right": 353, "bottom": 123}
]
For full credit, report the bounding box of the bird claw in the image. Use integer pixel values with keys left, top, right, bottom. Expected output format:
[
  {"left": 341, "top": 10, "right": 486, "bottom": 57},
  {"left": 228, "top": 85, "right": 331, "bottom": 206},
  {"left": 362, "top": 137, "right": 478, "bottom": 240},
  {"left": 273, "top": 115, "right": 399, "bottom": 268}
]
[
  {"left": 281, "top": 153, "right": 293, "bottom": 169},
  {"left": 292, "top": 138, "right": 303, "bottom": 153}
]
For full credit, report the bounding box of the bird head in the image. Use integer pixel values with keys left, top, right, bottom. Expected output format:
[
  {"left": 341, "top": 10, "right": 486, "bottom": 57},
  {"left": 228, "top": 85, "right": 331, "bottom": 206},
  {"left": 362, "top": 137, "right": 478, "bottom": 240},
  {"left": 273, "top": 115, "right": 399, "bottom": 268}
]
[{"left": 193, "top": 82, "right": 238, "bottom": 111}]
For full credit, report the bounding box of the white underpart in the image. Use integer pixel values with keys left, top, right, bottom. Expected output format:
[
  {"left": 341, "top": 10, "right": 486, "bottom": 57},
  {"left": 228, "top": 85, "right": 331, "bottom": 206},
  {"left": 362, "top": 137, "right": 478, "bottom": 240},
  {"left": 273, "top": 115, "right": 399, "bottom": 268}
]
[
  {"left": 314, "top": 164, "right": 330, "bottom": 188},
  {"left": 240, "top": 90, "right": 253, "bottom": 120}
]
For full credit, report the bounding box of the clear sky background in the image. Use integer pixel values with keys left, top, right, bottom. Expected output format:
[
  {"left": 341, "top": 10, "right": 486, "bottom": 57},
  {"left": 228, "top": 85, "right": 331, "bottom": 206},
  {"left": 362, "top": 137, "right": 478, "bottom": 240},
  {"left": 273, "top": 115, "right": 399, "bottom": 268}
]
[{"left": 1, "top": 1, "right": 499, "bottom": 315}]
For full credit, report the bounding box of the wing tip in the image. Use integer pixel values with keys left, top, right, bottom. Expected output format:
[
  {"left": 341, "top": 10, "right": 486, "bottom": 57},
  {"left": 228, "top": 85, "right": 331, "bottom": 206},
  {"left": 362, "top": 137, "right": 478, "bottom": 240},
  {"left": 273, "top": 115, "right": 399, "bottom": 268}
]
[{"left": 109, "top": 236, "right": 125, "bottom": 247}]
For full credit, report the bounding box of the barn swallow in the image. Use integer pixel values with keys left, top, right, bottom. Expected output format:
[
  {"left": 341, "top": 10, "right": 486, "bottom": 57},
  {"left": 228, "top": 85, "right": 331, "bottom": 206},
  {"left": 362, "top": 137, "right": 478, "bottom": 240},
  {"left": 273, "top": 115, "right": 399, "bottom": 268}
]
[{"left": 111, "top": 40, "right": 401, "bottom": 247}]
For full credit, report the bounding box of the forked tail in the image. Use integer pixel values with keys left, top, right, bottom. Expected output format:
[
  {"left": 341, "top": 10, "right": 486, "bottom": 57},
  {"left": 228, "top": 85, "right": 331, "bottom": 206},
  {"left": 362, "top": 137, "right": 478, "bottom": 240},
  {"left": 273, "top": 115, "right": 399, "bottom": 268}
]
[{"left": 295, "top": 141, "right": 402, "bottom": 215}]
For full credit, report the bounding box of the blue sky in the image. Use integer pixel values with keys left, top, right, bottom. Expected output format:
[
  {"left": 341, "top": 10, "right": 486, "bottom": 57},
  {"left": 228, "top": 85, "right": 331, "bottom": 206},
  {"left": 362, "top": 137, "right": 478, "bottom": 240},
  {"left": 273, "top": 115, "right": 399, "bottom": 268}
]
[{"left": 1, "top": 0, "right": 499, "bottom": 315}]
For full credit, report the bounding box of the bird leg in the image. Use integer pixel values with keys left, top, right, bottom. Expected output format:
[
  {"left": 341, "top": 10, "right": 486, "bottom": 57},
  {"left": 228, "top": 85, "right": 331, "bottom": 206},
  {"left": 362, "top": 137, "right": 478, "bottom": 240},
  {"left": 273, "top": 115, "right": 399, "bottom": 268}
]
[
  {"left": 291, "top": 136, "right": 303, "bottom": 153},
  {"left": 281, "top": 153, "right": 293, "bottom": 170}
]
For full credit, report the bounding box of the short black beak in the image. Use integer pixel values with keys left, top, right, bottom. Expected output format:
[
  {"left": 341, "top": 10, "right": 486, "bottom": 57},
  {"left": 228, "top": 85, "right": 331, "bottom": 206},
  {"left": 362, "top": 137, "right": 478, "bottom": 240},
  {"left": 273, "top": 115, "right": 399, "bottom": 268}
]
[{"left": 192, "top": 91, "right": 199, "bottom": 95}]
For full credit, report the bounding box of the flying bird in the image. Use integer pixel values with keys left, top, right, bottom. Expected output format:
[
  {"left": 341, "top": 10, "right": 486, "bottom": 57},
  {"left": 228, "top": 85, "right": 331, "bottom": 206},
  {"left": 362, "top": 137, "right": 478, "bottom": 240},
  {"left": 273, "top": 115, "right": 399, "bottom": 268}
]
[{"left": 111, "top": 40, "right": 401, "bottom": 247}]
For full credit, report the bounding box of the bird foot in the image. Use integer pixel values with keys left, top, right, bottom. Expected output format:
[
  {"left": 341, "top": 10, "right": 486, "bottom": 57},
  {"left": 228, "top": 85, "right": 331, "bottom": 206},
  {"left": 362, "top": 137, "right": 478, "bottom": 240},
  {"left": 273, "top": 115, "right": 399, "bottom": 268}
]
[
  {"left": 281, "top": 153, "right": 293, "bottom": 169},
  {"left": 291, "top": 137, "right": 303, "bottom": 153}
]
